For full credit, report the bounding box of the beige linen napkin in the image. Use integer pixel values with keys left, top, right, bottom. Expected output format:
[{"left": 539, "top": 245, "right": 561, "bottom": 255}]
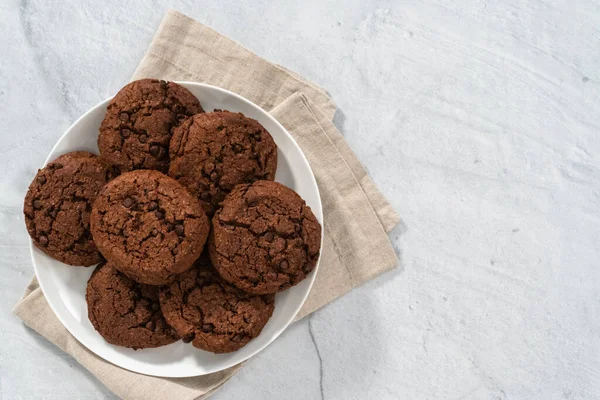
[{"left": 14, "top": 10, "right": 399, "bottom": 400}]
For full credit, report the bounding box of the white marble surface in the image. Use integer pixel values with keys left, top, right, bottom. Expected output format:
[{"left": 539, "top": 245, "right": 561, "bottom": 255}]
[{"left": 2, "top": 0, "right": 600, "bottom": 399}]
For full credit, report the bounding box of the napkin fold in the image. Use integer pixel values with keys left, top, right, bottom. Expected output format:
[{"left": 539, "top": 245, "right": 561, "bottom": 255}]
[{"left": 14, "top": 10, "right": 399, "bottom": 400}]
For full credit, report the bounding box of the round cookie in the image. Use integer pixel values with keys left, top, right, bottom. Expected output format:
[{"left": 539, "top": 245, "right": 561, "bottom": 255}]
[
  {"left": 169, "top": 110, "right": 277, "bottom": 216},
  {"left": 86, "top": 261, "right": 180, "bottom": 349},
  {"left": 98, "top": 79, "right": 204, "bottom": 172},
  {"left": 209, "top": 181, "right": 322, "bottom": 294},
  {"left": 90, "top": 170, "right": 209, "bottom": 285},
  {"left": 23, "top": 151, "right": 120, "bottom": 266},
  {"left": 159, "top": 255, "right": 275, "bottom": 353}
]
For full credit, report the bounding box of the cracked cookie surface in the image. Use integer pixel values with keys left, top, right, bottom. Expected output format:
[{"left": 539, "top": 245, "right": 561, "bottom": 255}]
[
  {"left": 98, "top": 79, "right": 204, "bottom": 172},
  {"left": 159, "top": 254, "right": 275, "bottom": 353},
  {"left": 23, "top": 151, "right": 120, "bottom": 266},
  {"left": 90, "top": 170, "right": 209, "bottom": 285},
  {"left": 168, "top": 111, "right": 277, "bottom": 216},
  {"left": 86, "top": 261, "right": 180, "bottom": 349},
  {"left": 209, "top": 181, "right": 322, "bottom": 294}
]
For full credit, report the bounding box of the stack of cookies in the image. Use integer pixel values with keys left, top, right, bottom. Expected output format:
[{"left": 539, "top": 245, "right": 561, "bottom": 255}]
[{"left": 23, "top": 79, "right": 322, "bottom": 353}]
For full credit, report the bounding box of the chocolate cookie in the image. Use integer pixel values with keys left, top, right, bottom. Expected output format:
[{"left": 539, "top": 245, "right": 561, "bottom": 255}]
[
  {"left": 23, "top": 151, "right": 119, "bottom": 266},
  {"left": 159, "top": 255, "right": 275, "bottom": 353},
  {"left": 169, "top": 111, "right": 277, "bottom": 216},
  {"left": 209, "top": 181, "right": 321, "bottom": 294},
  {"left": 90, "top": 170, "right": 209, "bottom": 285},
  {"left": 98, "top": 79, "right": 204, "bottom": 172},
  {"left": 86, "top": 261, "right": 180, "bottom": 349}
]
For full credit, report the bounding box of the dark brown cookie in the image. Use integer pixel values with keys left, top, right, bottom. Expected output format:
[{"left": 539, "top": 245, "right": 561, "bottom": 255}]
[
  {"left": 168, "top": 111, "right": 277, "bottom": 216},
  {"left": 209, "top": 181, "right": 321, "bottom": 294},
  {"left": 23, "top": 151, "right": 120, "bottom": 266},
  {"left": 90, "top": 170, "right": 209, "bottom": 285},
  {"left": 98, "top": 79, "right": 204, "bottom": 173},
  {"left": 159, "top": 254, "right": 275, "bottom": 353},
  {"left": 86, "top": 261, "right": 180, "bottom": 349}
]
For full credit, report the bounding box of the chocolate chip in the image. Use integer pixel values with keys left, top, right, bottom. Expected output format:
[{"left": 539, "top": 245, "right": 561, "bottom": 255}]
[
  {"left": 210, "top": 172, "right": 218, "bottom": 182},
  {"left": 160, "top": 80, "right": 168, "bottom": 88},
  {"left": 232, "top": 334, "right": 244, "bottom": 342},
  {"left": 279, "top": 260, "right": 289, "bottom": 271},
  {"left": 165, "top": 223, "right": 174, "bottom": 232},
  {"left": 123, "top": 198, "right": 133, "bottom": 208},
  {"left": 151, "top": 228, "right": 158, "bottom": 236},
  {"left": 182, "top": 333, "right": 195, "bottom": 343},
  {"left": 39, "top": 235, "right": 49, "bottom": 246},
  {"left": 151, "top": 302, "right": 159, "bottom": 311},
  {"left": 37, "top": 175, "right": 46, "bottom": 184},
  {"left": 201, "top": 324, "right": 214, "bottom": 333},
  {"left": 148, "top": 201, "right": 158, "bottom": 211},
  {"left": 164, "top": 98, "right": 173, "bottom": 107},
  {"left": 200, "top": 192, "right": 211, "bottom": 201},
  {"left": 172, "top": 247, "right": 179, "bottom": 255},
  {"left": 175, "top": 224, "right": 184, "bottom": 236},
  {"left": 145, "top": 320, "right": 156, "bottom": 331},
  {"left": 196, "top": 277, "right": 206, "bottom": 286},
  {"left": 139, "top": 134, "right": 148, "bottom": 143},
  {"left": 172, "top": 104, "right": 183, "bottom": 114},
  {"left": 121, "top": 128, "right": 131, "bottom": 138},
  {"left": 155, "top": 210, "right": 165, "bottom": 220},
  {"left": 105, "top": 167, "right": 119, "bottom": 181},
  {"left": 119, "top": 112, "right": 129, "bottom": 122},
  {"left": 49, "top": 209, "right": 58, "bottom": 219},
  {"left": 33, "top": 200, "right": 42, "bottom": 210},
  {"left": 264, "top": 232, "right": 274, "bottom": 242},
  {"left": 149, "top": 145, "right": 161, "bottom": 156},
  {"left": 232, "top": 144, "right": 243, "bottom": 153},
  {"left": 176, "top": 113, "right": 186, "bottom": 120}
]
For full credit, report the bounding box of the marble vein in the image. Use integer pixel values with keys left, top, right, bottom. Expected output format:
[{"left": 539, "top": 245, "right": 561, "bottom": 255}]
[{"left": 308, "top": 315, "right": 325, "bottom": 400}]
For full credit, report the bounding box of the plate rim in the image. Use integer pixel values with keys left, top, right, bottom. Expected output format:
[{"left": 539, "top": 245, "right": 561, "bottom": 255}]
[{"left": 30, "top": 81, "right": 323, "bottom": 377}]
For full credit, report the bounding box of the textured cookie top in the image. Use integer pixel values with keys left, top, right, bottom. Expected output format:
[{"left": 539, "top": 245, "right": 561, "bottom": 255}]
[
  {"left": 98, "top": 79, "right": 203, "bottom": 172},
  {"left": 86, "top": 261, "right": 180, "bottom": 349},
  {"left": 90, "top": 170, "right": 209, "bottom": 285},
  {"left": 159, "top": 255, "right": 275, "bottom": 353},
  {"left": 23, "top": 151, "right": 119, "bottom": 266},
  {"left": 209, "top": 181, "right": 321, "bottom": 294},
  {"left": 169, "top": 111, "right": 277, "bottom": 216}
]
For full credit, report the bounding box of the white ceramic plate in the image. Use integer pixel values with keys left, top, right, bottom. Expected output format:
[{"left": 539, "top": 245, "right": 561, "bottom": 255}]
[{"left": 31, "top": 82, "right": 322, "bottom": 377}]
